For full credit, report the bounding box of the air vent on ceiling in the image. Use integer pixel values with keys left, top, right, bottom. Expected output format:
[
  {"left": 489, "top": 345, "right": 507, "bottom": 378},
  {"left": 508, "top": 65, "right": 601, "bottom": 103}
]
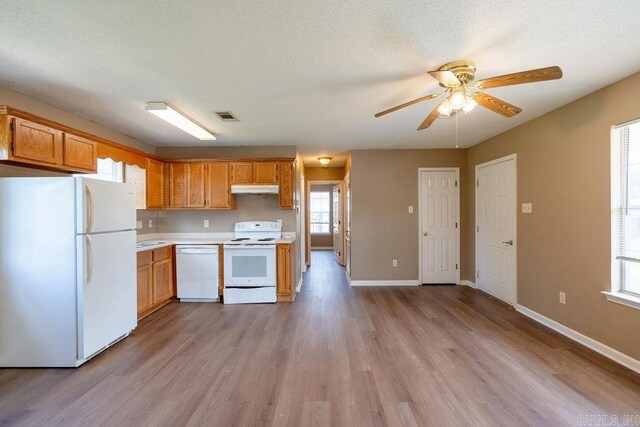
[{"left": 215, "top": 111, "right": 239, "bottom": 122}]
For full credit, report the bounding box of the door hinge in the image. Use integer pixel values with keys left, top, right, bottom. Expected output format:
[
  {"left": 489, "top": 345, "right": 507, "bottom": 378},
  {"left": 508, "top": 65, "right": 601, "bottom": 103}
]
[
  {"left": 455, "top": 222, "right": 458, "bottom": 229},
  {"left": 455, "top": 180, "right": 458, "bottom": 187},
  {"left": 476, "top": 179, "right": 479, "bottom": 188},
  {"left": 9, "top": 122, "right": 14, "bottom": 131},
  {"left": 10, "top": 142, "right": 14, "bottom": 153},
  {"left": 455, "top": 264, "right": 458, "bottom": 270},
  {"left": 476, "top": 225, "right": 479, "bottom": 233},
  {"left": 477, "top": 270, "right": 480, "bottom": 278}
]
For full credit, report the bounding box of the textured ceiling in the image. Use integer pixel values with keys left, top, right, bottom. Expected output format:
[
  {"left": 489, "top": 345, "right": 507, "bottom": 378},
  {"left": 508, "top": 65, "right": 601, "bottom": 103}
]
[{"left": 1, "top": 0, "right": 639, "bottom": 163}]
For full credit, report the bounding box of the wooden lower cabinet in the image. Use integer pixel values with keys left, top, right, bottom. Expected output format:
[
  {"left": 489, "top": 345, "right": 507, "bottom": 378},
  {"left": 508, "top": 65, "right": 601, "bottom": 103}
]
[
  {"left": 136, "top": 246, "right": 175, "bottom": 319},
  {"left": 276, "top": 243, "right": 296, "bottom": 302}
]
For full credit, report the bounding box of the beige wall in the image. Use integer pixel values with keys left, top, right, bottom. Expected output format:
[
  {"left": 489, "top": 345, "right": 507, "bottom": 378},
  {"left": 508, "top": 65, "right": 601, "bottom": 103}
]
[
  {"left": 156, "top": 195, "right": 296, "bottom": 232},
  {"left": 304, "top": 167, "right": 345, "bottom": 181},
  {"left": 156, "top": 145, "right": 296, "bottom": 159},
  {"left": 350, "top": 149, "right": 467, "bottom": 281},
  {"left": 466, "top": 72, "right": 640, "bottom": 360}
]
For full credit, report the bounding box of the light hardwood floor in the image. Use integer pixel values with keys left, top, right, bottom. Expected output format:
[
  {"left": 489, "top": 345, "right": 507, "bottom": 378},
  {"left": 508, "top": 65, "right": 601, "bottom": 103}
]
[{"left": 1, "top": 251, "right": 639, "bottom": 426}]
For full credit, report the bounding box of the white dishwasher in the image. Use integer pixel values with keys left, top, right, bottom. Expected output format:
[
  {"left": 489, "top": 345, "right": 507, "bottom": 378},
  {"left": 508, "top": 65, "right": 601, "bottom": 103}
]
[{"left": 176, "top": 245, "right": 219, "bottom": 302}]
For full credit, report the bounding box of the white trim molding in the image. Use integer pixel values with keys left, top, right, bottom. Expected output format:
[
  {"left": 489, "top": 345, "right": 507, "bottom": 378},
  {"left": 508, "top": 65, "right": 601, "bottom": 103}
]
[
  {"left": 310, "top": 246, "right": 333, "bottom": 250},
  {"left": 460, "top": 280, "right": 477, "bottom": 288},
  {"left": 350, "top": 280, "right": 420, "bottom": 287},
  {"left": 602, "top": 291, "right": 640, "bottom": 311},
  {"left": 515, "top": 304, "right": 640, "bottom": 375},
  {"left": 296, "top": 276, "right": 303, "bottom": 293}
]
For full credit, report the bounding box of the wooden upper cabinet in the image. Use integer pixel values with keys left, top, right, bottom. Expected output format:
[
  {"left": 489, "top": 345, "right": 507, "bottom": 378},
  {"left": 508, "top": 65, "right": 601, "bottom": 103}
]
[
  {"left": 168, "top": 163, "right": 188, "bottom": 208},
  {"left": 230, "top": 162, "right": 253, "bottom": 184},
  {"left": 62, "top": 133, "right": 97, "bottom": 173},
  {"left": 253, "top": 162, "right": 278, "bottom": 184},
  {"left": 279, "top": 161, "right": 295, "bottom": 209},
  {"left": 207, "top": 162, "right": 235, "bottom": 209},
  {"left": 146, "top": 158, "right": 164, "bottom": 210},
  {"left": 10, "top": 117, "right": 63, "bottom": 166},
  {"left": 187, "top": 162, "right": 207, "bottom": 208}
]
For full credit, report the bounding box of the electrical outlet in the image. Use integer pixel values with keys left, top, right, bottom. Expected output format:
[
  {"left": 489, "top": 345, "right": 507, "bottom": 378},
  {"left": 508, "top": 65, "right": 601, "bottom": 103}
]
[
  {"left": 559, "top": 292, "right": 566, "bottom": 304},
  {"left": 148, "top": 220, "right": 153, "bottom": 228},
  {"left": 204, "top": 219, "right": 209, "bottom": 228},
  {"left": 136, "top": 221, "right": 143, "bottom": 229},
  {"left": 408, "top": 206, "right": 413, "bottom": 213},
  {"left": 521, "top": 203, "right": 533, "bottom": 214},
  {"left": 392, "top": 259, "right": 398, "bottom": 267}
]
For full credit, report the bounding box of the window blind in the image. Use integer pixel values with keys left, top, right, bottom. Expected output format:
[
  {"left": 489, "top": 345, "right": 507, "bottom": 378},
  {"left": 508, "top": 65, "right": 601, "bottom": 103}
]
[{"left": 614, "top": 120, "right": 640, "bottom": 263}]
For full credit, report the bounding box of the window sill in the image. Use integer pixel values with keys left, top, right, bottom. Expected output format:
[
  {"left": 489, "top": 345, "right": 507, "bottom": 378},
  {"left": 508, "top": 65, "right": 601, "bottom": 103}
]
[{"left": 602, "top": 291, "right": 640, "bottom": 311}]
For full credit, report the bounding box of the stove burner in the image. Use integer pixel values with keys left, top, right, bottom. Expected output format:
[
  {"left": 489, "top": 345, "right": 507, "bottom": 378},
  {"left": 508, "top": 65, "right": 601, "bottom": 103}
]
[{"left": 231, "top": 238, "right": 250, "bottom": 242}]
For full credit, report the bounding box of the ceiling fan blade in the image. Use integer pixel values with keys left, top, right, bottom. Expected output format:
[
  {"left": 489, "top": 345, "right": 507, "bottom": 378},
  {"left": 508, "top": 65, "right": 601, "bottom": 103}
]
[
  {"left": 471, "top": 92, "right": 522, "bottom": 117},
  {"left": 475, "top": 66, "right": 563, "bottom": 89},
  {"left": 428, "top": 70, "right": 461, "bottom": 87},
  {"left": 417, "top": 102, "right": 443, "bottom": 130},
  {"left": 374, "top": 93, "right": 440, "bottom": 118}
]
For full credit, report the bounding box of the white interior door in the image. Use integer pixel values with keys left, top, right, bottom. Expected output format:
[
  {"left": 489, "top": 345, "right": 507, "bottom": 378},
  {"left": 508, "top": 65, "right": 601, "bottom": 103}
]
[
  {"left": 420, "top": 170, "right": 459, "bottom": 284},
  {"left": 332, "top": 183, "right": 345, "bottom": 265},
  {"left": 476, "top": 156, "right": 517, "bottom": 305},
  {"left": 344, "top": 172, "right": 351, "bottom": 275}
]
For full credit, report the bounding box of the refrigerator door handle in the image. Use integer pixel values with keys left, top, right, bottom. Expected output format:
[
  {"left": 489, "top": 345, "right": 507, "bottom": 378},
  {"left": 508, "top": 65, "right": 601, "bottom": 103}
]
[
  {"left": 85, "top": 184, "right": 94, "bottom": 233},
  {"left": 86, "top": 235, "right": 93, "bottom": 283}
]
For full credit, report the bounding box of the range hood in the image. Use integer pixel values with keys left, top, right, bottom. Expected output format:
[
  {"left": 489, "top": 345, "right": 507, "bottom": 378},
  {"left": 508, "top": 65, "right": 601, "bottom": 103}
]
[{"left": 231, "top": 184, "right": 279, "bottom": 195}]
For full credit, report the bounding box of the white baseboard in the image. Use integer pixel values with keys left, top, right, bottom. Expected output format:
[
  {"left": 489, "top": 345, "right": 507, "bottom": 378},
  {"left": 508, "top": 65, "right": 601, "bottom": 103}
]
[
  {"left": 346, "top": 272, "right": 351, "bottom": 285},
  {"left": 515, "top": 304, "right": 640, "bottom": 375},
  {"left": 460, "top": 280, "right": 477, "bottom": 288},
  {"left": 349, "top": 280, "right": 420, "bottom": 287},
  {"left": 296, "top": 276, "right": 303, "bottom": 293}
]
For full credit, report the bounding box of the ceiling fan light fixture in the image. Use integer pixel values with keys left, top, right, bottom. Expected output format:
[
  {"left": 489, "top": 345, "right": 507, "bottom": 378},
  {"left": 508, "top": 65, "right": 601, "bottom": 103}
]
[
  {"left": 463, "top": 97, "right": 478, "bottom": 113},
  {"left": 318, "top": 156, "right": 332, "bottom": 167},
  {"left": 449, "top": 90, "right": 467, "bottom": 110},
  {"left": 437, "top": 100, "right": 452, "bottom": 116}
]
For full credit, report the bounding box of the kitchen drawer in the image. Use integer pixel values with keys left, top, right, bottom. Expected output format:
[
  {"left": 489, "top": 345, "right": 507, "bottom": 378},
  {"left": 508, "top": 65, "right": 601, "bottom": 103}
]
[
  {"left": 152, "top": 246, "right": 172, "bottom": 262},
  {"left": 137, "top": 251, "right": 152, "bottom": 266}
]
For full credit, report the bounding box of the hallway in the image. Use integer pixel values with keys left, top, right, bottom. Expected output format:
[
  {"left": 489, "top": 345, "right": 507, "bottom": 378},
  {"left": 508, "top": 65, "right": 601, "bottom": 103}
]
[{"left": 1, "top": 251, "right": 639, "bottom": 426}]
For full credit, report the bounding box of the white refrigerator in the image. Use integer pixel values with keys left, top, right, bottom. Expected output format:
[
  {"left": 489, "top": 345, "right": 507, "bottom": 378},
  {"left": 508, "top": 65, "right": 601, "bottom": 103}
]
[{"left": 0, "top": 177, "right": 137, "bottom": 367}]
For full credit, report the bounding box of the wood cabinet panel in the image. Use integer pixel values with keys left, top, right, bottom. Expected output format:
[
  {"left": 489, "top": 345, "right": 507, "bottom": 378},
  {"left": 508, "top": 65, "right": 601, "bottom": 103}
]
[
  {"left": 168, "top": 163, "right": 188, "bottom": 208},
  {"left": 207, "top": 162, "right": 235, "bottom": 209},
  {"left": 136, "top": 264, "right": 153, "bottom": 316},
  {"left": 279, "top": 161, "right": 295, "bottom": 210},
  {"left": 230, "top": 162, "right": 253, "bottom": 184},
  {"left": 152, "top": 246, "right": 172, "bottom": 262},
  {"left": 153, "top": 258, "right": 173, "bottom": 304},
  {"left": 146, "top": 158, "right": 164, "bottom": 210},
  {"left": 62, "top": 133, "right": 97, "bottom": 172},
  {"left": 254, "top": 162, "right": 278, "bottom": 184},
  {"left": 10, "top": 117, "right": 62, "bottom": 166},
  {"left": 277, "top": 243, "right": 295, "bottom": 302},
  {"left": 187, "top": 162, "right": 207, "bottom": 208}
]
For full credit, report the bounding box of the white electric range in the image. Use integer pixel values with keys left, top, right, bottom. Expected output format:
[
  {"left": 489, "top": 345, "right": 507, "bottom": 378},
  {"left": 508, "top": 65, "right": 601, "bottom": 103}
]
[{"left": 222, "top": 221, "right": 281, "bottom": 304}]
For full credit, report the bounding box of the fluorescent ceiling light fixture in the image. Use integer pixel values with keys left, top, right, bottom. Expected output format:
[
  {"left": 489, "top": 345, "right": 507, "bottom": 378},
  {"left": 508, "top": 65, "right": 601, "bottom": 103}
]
[
  {"left": 318, "top": 157, "right": 332, "bottom": 167},
  {"left": 145, "top": 102, "right": 216, "bottom": 140}
]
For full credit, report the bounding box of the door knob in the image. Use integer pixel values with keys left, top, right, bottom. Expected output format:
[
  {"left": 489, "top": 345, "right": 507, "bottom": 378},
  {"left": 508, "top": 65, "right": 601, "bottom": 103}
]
[
  {"left": 423, "top": 232, "right": 429, "bottom": 237},
  {"left": 502, "top": 240, "right": 514, "bottom": 245}
]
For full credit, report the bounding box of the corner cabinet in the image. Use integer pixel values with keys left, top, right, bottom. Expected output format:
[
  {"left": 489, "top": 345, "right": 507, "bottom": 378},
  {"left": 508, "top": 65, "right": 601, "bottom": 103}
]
[
  {"left": 137, "top": 246, "right": 174, "bottom": 319},
  {"left": 0, "top": 108, "right": 97, "bottom": 173},
  {"left": 278, "top": 161, "right": 295, "bottom": 209},
  {"left": 276, "top": 243, "right": 296, "bottom": 302}
]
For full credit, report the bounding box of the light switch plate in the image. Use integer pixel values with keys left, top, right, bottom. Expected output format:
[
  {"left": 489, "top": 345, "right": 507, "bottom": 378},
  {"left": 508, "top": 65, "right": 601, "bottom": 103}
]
[
  {"left": 408, "top": 206, "right": 413, "bottom": 213},
  {"left": 204, "top": 219, "right": 210, "bottom": 228},
  {"left": 136, "top": 221, "right": 143, "bottom": 229},
  {"left": 521, "top": 203, "right": 533, "bottom": 214},
  {"left": 392, "top": 259, "right": 398, "bottom": 267}
]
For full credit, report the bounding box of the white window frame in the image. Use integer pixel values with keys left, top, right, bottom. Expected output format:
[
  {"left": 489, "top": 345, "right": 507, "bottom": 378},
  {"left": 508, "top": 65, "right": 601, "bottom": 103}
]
[
  {"left": 309, "top": 190, "right": 331, "bottom": 235},
  {"left": 603, "top": 118, "right": 640, "bottom": 310}
]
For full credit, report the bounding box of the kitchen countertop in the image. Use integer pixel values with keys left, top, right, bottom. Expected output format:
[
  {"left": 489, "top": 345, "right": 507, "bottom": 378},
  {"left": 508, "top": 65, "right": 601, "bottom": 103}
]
[{"left": 136, "top": 233, "right": 296, "bottom": 252}]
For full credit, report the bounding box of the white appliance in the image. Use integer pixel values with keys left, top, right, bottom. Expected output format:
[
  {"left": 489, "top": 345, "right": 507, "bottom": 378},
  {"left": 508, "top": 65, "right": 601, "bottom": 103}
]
[
  {"left": 223, "top": 221, "right": 281, "bottom": 304},
  {"left": 230, "top": 184, "right": 279, "bottom": 194},
  {"left": 176, "top": 245, "right": 219, "bottom": 302},
  {"left": 0, "top": 177, "right": 137, "bottom": 367}
]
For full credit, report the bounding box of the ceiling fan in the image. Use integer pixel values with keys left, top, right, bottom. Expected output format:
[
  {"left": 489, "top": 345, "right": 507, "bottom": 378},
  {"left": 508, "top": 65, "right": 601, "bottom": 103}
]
[{"left": 375, "top": 60, "right": 563, "bottom": 130}]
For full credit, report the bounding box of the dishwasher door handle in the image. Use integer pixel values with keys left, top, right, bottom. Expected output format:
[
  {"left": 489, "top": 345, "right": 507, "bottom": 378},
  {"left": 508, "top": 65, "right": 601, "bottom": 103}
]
[{"left": 178, "top": 249, "right": 217, "bottom": 254}]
